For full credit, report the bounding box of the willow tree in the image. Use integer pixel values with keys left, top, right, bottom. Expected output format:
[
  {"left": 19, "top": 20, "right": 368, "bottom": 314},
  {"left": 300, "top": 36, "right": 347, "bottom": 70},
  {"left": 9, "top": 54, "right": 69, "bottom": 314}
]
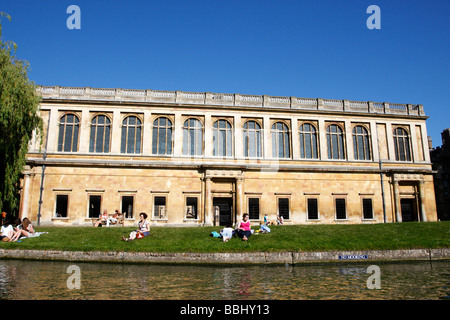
[{"left": 0, "top": 13, "right": 42, "bottom": 215}]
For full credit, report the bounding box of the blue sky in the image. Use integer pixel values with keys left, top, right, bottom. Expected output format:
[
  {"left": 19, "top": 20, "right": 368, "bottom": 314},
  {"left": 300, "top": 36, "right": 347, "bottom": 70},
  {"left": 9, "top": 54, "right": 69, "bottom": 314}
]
[{"left": 1, "top": 0, "right": 449, "bottom": 146}]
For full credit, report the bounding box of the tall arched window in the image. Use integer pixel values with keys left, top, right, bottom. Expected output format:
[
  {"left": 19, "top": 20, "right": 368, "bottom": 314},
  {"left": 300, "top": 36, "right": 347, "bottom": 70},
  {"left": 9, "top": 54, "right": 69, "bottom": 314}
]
[
  {"left": 271, "top": 122, "right": 290, "bottom": 158},
  {"left": 183, "top": 118, "right": 203, "bottom": 156},
  {"left": 152, "top": 117, "right": 173, "bottom": 155},
  {"left": 243, "top": 120, "right": 262, "bottom": 158},
  {"left": 213, "top": 119, "right": 232, "bottom": 157},
  {"left": 57, "top": 113, "right": 80, "bottom": 152},
  {"left": 352, "top": 125, "right": 371, "bottom": 160},
  {"left": 121, "top": 116, "right": 142, "bottom": 154},
  {"left": 299, "top": 123, "right": 318, "bottom": 159},
  {"left": 393, "top": 127, "right": 411, "bottom": 161},
  {"left": 89, "top": 115, "right": 111, "bottom": 153},
  {"left": 326, "top": 124, "right": 345, "bottom": 159}
]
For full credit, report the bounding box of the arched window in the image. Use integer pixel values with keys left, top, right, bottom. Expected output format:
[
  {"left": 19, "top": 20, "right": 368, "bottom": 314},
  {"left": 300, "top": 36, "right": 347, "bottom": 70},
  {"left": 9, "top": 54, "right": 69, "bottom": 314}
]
[
  {"left": 213, "top": 119, "right": 233, "bottom": 157},
  {"left": 299, "top": 123, "right": 318, "bottom": 159},
  {"left": 183, "top": 118, "right": 203, "bottom": 156},
  {"left": 121, "top": 116, "right": 142, "bottom": 154},
  {"left": 352, "top": 125, "right": 371, "bottom": 160},
  {"left": 57, "top": 113, "right": 80, "bottom": 152},
  {"left": 326, "top": 124, "right": 345, "bottom": 159},
  {"left": 89, "top": 115, "right": 111, "bottom": 153},
  {"left": 243, "top": 120, "right": 262, "bottom": 158},
  {"left": 271, "top": 122, "right": 290, "bottom": 158},
  {"left": 393, "top": 127, "right": 411, "bottom": 161},
  {"left": 152, "top": 117, "right": 173, "bottom": 155}
]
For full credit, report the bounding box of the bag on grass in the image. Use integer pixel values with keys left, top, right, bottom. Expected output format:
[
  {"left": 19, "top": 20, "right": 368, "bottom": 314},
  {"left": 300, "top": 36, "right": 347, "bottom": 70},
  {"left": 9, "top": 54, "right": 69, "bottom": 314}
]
[{"left": 136, "top": 231, "right": 144, "bottom": 239}]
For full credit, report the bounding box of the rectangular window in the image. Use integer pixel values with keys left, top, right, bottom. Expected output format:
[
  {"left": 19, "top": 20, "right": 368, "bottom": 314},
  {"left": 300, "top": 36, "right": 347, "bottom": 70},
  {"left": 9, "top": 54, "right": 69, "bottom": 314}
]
[
  {"left": 55, "top": 194, "right": 69, "bottom": 218},
  {"left": 362, "top": 198, "right": 373, "bottom": 219},
  {"left": 121, "top": 195, "right": 134, "bottom": 219},
  {"left": 335, "top": 198, "right": 346, "bottom": 220},
  {"left": 248, "top": 198, "right": 260, "bottom": 220},
  {"left": 88, "top": 195, "right": 102, "bottom": 218},
  {"left": 153, "top": 196, "right": 167, "bottom": 219},
  {"left": 307, "top": 198, "right": 318, "bottom": 220},
  {"left": 278, "top": 198, "right": 290, "bottom": 220},
  {"left": 186, "top": 197, "right": 198, "bottom": 219}
]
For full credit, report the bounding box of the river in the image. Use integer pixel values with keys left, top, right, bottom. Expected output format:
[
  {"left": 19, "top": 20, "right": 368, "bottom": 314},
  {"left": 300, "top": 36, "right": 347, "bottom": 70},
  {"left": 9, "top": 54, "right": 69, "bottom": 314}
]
[{"left": 0, "top": 259, "right": 448, "bottom": 300}]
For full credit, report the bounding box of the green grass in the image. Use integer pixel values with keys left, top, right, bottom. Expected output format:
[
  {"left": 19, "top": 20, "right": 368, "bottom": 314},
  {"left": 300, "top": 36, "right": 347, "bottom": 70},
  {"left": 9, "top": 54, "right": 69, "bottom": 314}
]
[{"left": 1, "top": 221, "right": 449, "bottom": 253}]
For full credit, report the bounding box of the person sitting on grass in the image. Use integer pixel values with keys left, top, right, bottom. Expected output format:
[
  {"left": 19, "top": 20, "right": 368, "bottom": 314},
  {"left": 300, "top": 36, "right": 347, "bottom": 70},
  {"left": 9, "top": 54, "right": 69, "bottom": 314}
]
[
  {"left": 0, "top": 222, "right": 14, "bottom": 242},
  {"left": 122, "top": 212, "right": 150, "bottom": 241},
  {"left": 94, "top": 210, "right": 109, "bottom": 227},
  {"left": 105, "top": 209, "right": 121, "bottom": 227},
  {"left": 277, "top": 214, "right": 284, "bottom": 225},
  {"left": 235, "top": 213, "right": 252, "bottom": 241},
  {"left": 10, "top": 217, "right": 35, "bottom": 242}
]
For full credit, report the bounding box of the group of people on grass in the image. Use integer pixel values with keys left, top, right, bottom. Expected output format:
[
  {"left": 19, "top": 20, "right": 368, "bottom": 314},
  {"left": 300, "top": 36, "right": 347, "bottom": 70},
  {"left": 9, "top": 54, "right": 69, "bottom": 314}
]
[
  {"left": 93, "top": 209, "right": 124, "bottom": 227},
  {"left": 2, "top": 206, "right": 281, "bottom": 244},
  {"left": 264, "top": 213, "right": 285, "bottom": 226},
  {"left": 119, "top": 211, "right": 284, "bottom": 243},
  {"left": 0, "top": 208, "right": 283, "bottom": 244},
  {"left": 92, "top": 209, "right": 149, "bottom": 242},
  {"left": 0, "top": 212, "right": 35, "bottom": 242},
  {"left": 118, "top": 211, "right": 284, "bottom": 243},
  {"left": 219, "top": 213, "right": 284, "bottom": 242},
  {"left": 218, "top": 213, "right": 253, "bottom": 242}
]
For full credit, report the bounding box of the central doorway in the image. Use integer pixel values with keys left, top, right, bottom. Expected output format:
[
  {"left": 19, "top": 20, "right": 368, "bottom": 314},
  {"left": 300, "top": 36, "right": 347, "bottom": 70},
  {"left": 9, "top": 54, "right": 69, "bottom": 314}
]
[
  {"left": 401, "top": 198, "right": 418, "bottom": 222},
  {"left": 213, "top": 197, "right": 233, "bottom": 226}
]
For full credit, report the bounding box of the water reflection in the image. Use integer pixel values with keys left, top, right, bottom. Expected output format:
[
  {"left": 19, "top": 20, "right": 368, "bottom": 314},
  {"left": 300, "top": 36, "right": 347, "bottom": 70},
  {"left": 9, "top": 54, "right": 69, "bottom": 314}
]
[{"left": 0, "top": 259, "right": 448, "bottom": 300}]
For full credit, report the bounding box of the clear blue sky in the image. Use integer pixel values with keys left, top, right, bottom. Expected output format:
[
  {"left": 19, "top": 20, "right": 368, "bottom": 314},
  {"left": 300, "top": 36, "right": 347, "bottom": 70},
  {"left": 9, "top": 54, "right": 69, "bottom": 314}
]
[{"left": 2, "top": 0, "right": 449, "bottom": 146}]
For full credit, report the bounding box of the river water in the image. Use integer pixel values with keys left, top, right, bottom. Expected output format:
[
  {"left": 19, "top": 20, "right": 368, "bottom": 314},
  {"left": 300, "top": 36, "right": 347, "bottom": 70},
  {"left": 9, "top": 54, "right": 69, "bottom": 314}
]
[{"left": 0, "top": 259, "right": 448, "bottom": 300}]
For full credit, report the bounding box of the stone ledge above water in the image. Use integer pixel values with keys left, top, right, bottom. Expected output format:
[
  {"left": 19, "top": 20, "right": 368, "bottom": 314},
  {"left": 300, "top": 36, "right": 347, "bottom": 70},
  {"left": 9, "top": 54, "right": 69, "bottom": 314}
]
[{"left": 0, "top": 248, "right": 448, "bottom": 265}]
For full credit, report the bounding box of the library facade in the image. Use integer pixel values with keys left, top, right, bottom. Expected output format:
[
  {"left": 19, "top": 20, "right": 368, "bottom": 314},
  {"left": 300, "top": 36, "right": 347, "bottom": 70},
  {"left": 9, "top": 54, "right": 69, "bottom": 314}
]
[{"left": 19, "top": 86, "right": 437, "bottom": 226}]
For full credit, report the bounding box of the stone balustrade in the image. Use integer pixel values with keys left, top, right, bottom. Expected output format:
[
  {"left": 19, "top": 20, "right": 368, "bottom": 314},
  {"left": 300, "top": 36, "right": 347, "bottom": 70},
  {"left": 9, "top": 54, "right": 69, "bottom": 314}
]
[{"left": 36, "top": 85, "right": 425, "bottom": 116}]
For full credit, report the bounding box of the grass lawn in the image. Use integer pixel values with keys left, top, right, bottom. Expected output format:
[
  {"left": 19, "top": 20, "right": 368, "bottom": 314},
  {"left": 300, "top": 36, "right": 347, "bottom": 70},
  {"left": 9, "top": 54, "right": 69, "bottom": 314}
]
[{"left": 1, "top": 221, "right": 449, "bottom": 253}]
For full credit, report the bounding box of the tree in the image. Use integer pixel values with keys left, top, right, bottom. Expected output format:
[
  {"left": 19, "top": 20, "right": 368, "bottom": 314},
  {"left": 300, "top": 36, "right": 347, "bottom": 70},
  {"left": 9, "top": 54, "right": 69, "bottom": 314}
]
[{"left": 0, "top": 13, "right": 42, "bottom": 216}]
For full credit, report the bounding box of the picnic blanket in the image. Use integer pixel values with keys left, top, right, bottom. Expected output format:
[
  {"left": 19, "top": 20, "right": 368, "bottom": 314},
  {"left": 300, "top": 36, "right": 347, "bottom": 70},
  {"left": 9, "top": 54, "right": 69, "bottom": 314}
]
[{"left": 22, "top": 231, "right": 48, "bottom": 239}]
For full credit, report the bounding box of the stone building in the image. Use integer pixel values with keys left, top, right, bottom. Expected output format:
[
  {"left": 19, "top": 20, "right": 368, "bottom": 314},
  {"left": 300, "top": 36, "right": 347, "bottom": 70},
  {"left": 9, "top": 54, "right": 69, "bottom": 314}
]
[
  {"left": 430, "top": 128, "right": 450, "bottom": 221},
  {"left": 18, "top": 86, "right": 437, "bottom": 226}
]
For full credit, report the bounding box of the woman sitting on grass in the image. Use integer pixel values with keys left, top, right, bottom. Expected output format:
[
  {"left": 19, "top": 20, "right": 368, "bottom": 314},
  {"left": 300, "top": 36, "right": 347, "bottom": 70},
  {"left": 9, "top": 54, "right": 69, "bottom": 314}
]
[
  {"left": 10, "top": 217, "right": 35, "bottom": 242},
  {"left": 236, "top": 213, "right": 252, "bottom": 241},
  {"left": 94, "top": 210, "right": 109, "bottom": 227},
  {"left": 122, "top": 212, "right": 150, "bottom": 241}
]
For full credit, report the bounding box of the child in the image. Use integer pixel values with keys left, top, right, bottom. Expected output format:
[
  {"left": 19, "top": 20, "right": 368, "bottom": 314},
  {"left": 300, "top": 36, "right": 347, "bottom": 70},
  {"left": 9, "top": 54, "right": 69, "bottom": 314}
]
[{"left": 264, "top": 214, "right": 271, "bottom": 226}]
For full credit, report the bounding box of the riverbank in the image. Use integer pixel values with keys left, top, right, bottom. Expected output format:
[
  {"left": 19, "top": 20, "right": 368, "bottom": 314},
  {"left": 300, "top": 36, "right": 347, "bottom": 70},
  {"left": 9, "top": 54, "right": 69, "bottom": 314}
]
[
  {"left": 0, "top": 247, "right": 449, "bottom": 265},
  {"left": 0, "top": 222, "right": 448, "bottom": 265}
]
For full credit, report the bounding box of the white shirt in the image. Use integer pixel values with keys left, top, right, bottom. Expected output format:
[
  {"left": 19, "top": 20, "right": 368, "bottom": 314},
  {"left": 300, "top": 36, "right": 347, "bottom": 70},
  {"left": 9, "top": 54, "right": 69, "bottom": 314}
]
[{"left": 1, "top": 225, "right": 13, "bottom": 236}]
